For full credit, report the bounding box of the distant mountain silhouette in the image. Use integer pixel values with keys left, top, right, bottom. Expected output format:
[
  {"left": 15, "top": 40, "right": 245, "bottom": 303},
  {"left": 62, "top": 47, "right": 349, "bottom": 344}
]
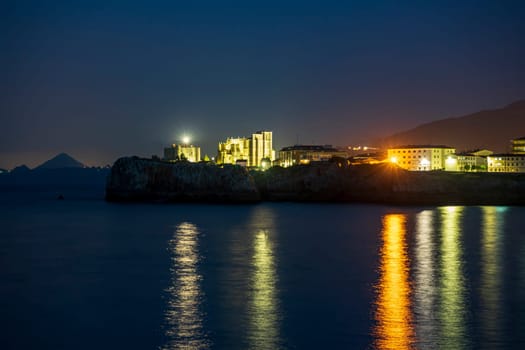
[
  {"left": 36, "top": 153, "right": 85, "bottom": 169},
  {"left": 0, "top": 153, "right": 108, "bottom": 198},
  {"left": 378, "top": 100, "right": 525, "bottom": 152},
  {"left": 11, "top": 165, "right": 31, "bottom": 174}
]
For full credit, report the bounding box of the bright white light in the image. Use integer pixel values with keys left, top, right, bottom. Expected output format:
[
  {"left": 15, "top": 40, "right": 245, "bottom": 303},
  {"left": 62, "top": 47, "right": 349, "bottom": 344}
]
[
  {"left": 390, "top": 156, "right": 398, "bottom": 163},
  {"left": 261, "top": 158, "right": 271, "bottom": 170},
  {"left": 182, "top": 135, "right": 191, "bottom": 144},
  {"left": 420, "top": 158, "right": 430, "bottom": 167}
]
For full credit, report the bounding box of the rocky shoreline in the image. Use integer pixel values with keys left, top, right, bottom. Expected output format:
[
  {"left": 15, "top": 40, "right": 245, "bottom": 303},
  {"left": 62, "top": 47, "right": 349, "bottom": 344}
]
[{"left": 105, "top": 157, "right": 525, "bottom": 205}]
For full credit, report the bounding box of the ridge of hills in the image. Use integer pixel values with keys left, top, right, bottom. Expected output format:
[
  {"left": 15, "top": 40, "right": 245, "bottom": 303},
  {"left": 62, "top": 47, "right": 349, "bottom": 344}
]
[
  {"left": 378, "top": 100, "right": 525, "bottom": 152},
  {"left": 0, "top": 153, "right": 109, "bottom": 188}
]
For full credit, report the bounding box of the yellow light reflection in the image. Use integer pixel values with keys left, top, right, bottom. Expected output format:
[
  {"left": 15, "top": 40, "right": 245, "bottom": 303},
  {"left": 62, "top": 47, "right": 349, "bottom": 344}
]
[
  {"left": 163, "top": 222, "right": 209, "bottom": 350},
  {"left": 248, "top": 207, "right": 279, "bottom": 350},
  {"left": 480, "top": 206, "right": 505, "bottom": 345},
  {"left": 374, "top": 214, "right": 414, "bottom": 350},
  {"left": 414, "top": 210, "right": 438, "bottom": 349},
  {"left": 439, "top": 206, "right": 467, "bottom": 349}
]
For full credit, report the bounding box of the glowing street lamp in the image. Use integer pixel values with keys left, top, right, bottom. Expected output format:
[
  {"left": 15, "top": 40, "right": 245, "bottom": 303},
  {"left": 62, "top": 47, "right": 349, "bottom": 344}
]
[
  {"left": 261, "top": 158, "right": 272, "bottom": 170},
  {"left": 182, "top": 135, "right": 191, "bottom": 145}
]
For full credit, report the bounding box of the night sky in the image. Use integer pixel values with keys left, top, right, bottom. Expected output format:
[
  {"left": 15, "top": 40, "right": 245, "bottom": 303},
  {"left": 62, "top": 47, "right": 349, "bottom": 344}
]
[{"left": 2, "top": 0, "right": 524, "bottom": 168}]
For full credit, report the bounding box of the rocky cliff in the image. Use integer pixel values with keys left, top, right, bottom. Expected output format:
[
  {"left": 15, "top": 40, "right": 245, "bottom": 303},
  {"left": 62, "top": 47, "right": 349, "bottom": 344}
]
[
  {"left": 105, "top": 157, "right": 260, "bottom": 202},
  {"left": 106, "top": 157, "right": 525, "bottom": 205},
  {"left": 253, "top": 163, "right": 525, "bottom": 205}
]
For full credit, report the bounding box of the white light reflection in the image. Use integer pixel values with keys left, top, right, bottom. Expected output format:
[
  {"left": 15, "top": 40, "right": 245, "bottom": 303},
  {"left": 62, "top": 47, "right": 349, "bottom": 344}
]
[
  {"left": 248, "top": 207, "right": 280, "bottom": 350},
  {"left": 163, "top": 222, "right": 209, "bottom": 350},
  {"left": 480, "top": 206, "right": 506, "bottom": 347},
  {"left": 414, "top": 210, "right": 438, "bottom": 349},
  {"left": 438, "top": 206, "right": 468, "bottom": 349}
]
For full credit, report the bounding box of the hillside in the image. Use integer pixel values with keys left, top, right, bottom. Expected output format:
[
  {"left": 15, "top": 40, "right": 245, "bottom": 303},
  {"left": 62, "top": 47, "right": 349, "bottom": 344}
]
[{"left": 378, "top": 100, "right": 525, "bottom": 152}]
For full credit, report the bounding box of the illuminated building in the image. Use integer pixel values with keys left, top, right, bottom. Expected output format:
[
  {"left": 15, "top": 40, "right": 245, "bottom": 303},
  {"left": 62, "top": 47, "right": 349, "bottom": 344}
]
[
  {"left": 388, "top": 145, "right": 455, "bottom": 171},
  {"left": 164, "top": 144, "right": 201, "bottom": 163},
  {"left": 487, "top": 137, "right": 525, "bottom": 172},
  {"left": 487, "top": 154, "right": 525, "bottom": 172},
  {"left": 278, "top": 145, "right": 348, "bottom": 167},
  {"left": 511, "top": 137, "right": 525, "bottom": 154},
  {"left": 347, "top": 145, "right": 380, "bottom": 156},
  {"left": 217, "top": 131, "right": 275, "bottom": 167},
  {"left": 444, "top": 149, "right": 492, "bottom": 172},
  {"left": 350, "top": 151, "right": 385, "bottom": 165}
]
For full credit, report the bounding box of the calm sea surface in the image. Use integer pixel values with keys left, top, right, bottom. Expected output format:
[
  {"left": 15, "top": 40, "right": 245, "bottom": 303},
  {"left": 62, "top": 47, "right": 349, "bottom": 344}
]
[{"left": 1, "top": 187, "right": 525, "bottom": 349}]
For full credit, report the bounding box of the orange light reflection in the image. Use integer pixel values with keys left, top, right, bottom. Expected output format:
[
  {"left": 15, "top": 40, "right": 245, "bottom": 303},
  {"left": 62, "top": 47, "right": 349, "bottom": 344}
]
[{"left": 374, "top": 214, "right": 414, "bottom": 350}]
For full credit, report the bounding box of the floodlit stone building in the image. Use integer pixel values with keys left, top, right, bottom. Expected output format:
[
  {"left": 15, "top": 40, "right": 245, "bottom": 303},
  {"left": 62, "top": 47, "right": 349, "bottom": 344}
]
[
  {"left": 511, "top": 137, "right": 525, "bottom": 154},
  {"left": 164, "top": 144, "right": 201, "bottom": 163},
  {"left": 444, "top": 149, "right": 492, "bottom": 172},
  {"left": 487, "top": 154, "right": 525, "bottom": 173},
  {"left": 388, "top": 145, "right": 455, "bottom": 171},
  {"left": 278, "top": 145, "right": 348, "bottom": 167},
  {"left": 217, "top": 131, "right": 275, "bottom": 167}
]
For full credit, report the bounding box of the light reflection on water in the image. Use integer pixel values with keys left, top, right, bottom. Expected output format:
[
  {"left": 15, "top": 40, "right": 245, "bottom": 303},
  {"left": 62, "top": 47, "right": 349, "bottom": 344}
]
[
  {"left": 157, "top": 205, "right": 513, "bottom": 349},
  {"left": 247, "top": 206, "right": 280, "bottom": 350},
  {"left": 3, "top": 196, "right": 525, "bottom": 349},
  {"left": 373, "top": 214, "right": 414, "bottom": 349},
  {"left": 162, "top": 222, "right": 209, "bottom": 350},
  {"left": 438, "top": 206, "right": 468, "bottom": 349},
  {"left": 372, "top": 206, "right": 511, "bottom": 349},
  {"left": 413, "top": 210, "right": 438, "bottom": 349},
  {"left": 480, "top": 206, "right": 505, "bottom": 348}
]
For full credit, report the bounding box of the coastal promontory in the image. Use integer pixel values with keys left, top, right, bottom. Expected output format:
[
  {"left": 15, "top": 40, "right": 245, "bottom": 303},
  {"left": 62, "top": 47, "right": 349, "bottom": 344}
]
[
  {"left": 106, "top": 157, "right": 525, "bottom": 205},
  {"left": 105, "top": 157, "right": 260, "bottom": 202}
]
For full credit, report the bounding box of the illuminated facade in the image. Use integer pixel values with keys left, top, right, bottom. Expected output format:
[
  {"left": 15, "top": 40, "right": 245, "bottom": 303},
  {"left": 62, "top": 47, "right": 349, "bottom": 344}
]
[
  {"left": 486, "top": 154, "right": 525, "bottom": 172},
  {"left": 487, "top": 138, "right": 525, "bottom": 171},
  {"left": 217, "top": 131, "right": 275, "bottom": 167},
  {"left": 511, "top": 137, "right": 525, "bottom": 154},
  {"left": 444, "top": 149, "right": 492, "bottom": 172},
  {"left": 278, "top": 145, "right": 348, "bottom": 167},
  {"left": 164, "top": 144, "right": 201, "bottom": 163},
  {"left": 388, "top": 145, "right": 455, "bottom": 171}
]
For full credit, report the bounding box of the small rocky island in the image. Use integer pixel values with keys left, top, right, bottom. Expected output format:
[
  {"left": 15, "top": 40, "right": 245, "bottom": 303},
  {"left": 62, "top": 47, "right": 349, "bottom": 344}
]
[{"left": 106, "top": 157, "right": 525, "bottom": 205}]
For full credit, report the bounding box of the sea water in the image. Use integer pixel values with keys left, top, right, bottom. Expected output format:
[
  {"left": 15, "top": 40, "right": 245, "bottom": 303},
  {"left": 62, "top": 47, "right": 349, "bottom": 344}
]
[{"left": 1, "top": 187, "right": 524, "bottom": 349}]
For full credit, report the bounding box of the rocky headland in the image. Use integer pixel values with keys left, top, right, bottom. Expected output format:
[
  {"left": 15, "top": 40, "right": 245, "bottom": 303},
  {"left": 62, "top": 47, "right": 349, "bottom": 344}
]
[
  {"left": 106, "top": 157, "right": 525, "bottom": 205},
  {"left": 105, "top": 157, "right": 260, "bottom": 202}
]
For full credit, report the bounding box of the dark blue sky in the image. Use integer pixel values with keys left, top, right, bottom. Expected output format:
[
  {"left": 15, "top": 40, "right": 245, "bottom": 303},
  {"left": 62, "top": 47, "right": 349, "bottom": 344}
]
[{"left": 2, "top": 0, "right": 524, "bottom": 168}]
